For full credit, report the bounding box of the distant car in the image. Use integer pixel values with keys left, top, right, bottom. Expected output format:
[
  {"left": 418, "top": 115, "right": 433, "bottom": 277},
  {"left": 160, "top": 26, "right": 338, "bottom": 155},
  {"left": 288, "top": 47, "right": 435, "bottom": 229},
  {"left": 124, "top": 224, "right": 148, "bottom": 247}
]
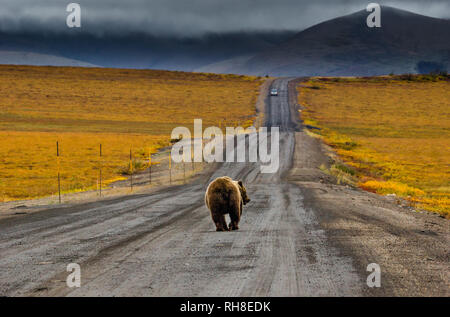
[{"left": 270, "top": 88, "right": 278, "bottom": 96}]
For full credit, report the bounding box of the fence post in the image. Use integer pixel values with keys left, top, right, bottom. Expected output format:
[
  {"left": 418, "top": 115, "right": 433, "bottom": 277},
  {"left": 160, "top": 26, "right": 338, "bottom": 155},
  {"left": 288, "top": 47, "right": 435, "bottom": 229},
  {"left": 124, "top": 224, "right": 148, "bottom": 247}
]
[
  {"left": 99, "top": 144, "right": 102, "bottom": 197},
  {"left": 130, "top": 148, "right": 133, "bottom": 191},
  {"left": 191, "top": 143, "right": 194, "bottom": 171},
  {"left": 148, "top": 148, "right": 152, "bottom": 185},
  {"left": 183, "top": 152, "right": 186, "bottom": 184},
  {"left": 57, "top": 141, "right": 61, "bottom": 204}
]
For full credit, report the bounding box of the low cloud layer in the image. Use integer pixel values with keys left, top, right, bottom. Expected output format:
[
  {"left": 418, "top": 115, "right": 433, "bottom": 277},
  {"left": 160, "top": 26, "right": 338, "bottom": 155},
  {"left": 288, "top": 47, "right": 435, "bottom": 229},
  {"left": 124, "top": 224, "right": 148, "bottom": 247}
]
[{"left": 0, "top": 0, "right": 449, "bottom": 36}]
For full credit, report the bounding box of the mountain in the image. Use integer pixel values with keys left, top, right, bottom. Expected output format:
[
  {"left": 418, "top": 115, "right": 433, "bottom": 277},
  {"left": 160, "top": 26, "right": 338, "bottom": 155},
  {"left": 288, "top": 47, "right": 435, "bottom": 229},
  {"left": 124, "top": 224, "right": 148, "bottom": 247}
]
[
  {"left": 1, "top": 6, "right": 448, "bottom": 76},
  {"left": 0, "top": 51, "right": 96, "bottom": 67},
  {"left": 199, "top": 6, "right": 450, "bottom": 76},
  {"left": 0, "top": 31, "right": 294, "bottom": 71}
]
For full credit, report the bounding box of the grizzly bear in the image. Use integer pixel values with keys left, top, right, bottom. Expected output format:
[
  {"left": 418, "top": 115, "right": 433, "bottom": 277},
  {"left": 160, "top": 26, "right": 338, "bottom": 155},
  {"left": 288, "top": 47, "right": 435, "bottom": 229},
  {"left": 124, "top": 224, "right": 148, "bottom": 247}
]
[{"left": 205, "top": 176, "right": 250, "bottom": 231}]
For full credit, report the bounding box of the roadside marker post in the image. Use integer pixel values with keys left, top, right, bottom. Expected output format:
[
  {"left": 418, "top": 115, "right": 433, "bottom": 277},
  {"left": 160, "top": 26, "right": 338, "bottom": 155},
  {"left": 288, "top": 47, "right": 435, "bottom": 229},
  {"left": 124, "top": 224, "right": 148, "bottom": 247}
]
[
  {"left": 148, "top": 148, "right": 152, "bottom": 185},
  {"left": 169, "top": 153, "right": 172, "bottom": 185},
  {"left": 56, "top": 141, "right": 61, "bottom": 204},
  {"left": 183, "top": 150, "right": 186, "bottom": 185},
  {"left": 191, "top": 144, "right": 194, "bottom": 170},
  {"left": 130, "top": 148, "right": 133, "bottom": 192},
  {"left": 99, "top": 144, "right": 102, "bottom": 197}
]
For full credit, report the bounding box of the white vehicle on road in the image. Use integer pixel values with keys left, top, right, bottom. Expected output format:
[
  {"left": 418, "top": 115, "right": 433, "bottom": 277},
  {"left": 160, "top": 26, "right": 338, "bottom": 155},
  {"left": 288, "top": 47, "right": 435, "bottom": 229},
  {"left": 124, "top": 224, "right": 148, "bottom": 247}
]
[{"left": 270, "top": 88, "right": 278, "bottom": 96}]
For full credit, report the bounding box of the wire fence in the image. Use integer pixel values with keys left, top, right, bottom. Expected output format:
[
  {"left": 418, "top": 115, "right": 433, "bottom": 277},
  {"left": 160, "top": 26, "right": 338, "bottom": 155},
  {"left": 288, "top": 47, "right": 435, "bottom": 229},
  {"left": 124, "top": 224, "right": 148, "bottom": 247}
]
[
  {"left": 0, "top": 122, "right": 252, "bottom": 204},
  {"left": 1, "top": 140, "right": 206, "bottom": 204}
]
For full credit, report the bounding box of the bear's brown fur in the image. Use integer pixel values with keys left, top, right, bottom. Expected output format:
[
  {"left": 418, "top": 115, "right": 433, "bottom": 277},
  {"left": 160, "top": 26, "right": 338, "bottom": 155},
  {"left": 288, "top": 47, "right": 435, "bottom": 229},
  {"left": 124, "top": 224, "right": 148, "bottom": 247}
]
[{"left": 205, "top": 176, "right": 250, "bottom": 231}]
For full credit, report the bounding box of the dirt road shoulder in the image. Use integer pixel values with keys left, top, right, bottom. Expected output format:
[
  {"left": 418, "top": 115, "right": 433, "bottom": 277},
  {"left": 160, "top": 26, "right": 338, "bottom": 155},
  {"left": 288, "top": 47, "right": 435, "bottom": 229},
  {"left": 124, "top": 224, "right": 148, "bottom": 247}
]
[{"left": 287, "top": 79, "right": 449, "bottom": 296}]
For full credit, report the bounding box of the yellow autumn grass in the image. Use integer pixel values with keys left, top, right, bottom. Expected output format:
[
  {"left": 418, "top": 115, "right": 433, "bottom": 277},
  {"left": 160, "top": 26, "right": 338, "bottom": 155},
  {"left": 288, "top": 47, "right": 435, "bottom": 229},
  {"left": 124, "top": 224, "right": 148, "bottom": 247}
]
[
  {"left": 299, "top": 76, "right": 450, "bottom": 217},
  {"left": 0, "top": 65, "right": 263, "bottom": 201}
]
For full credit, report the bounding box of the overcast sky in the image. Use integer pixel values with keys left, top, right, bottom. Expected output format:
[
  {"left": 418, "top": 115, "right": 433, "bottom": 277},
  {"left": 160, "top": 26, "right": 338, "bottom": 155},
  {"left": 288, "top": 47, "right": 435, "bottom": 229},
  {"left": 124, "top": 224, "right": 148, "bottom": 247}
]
[{"left": 0, "top": 0, "right": 449, "bottom": 36}]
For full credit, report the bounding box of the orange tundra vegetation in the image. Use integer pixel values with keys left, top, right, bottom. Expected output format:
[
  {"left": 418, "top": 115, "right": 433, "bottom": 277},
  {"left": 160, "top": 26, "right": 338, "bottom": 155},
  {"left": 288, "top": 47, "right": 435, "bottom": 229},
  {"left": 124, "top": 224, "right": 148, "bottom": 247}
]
[
  {"left": 0, "top": 65, "right": 263, "bottom": 201},
  {"left": 298, "top": 75, "right": 450, "bottom": 217}
]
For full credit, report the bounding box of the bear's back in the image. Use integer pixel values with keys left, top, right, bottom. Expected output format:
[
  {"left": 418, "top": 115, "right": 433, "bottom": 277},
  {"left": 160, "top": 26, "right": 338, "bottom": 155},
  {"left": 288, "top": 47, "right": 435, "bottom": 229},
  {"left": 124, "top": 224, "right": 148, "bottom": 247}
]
[{"left": 205, "top": 177, "right": 241, "bottom": 212}]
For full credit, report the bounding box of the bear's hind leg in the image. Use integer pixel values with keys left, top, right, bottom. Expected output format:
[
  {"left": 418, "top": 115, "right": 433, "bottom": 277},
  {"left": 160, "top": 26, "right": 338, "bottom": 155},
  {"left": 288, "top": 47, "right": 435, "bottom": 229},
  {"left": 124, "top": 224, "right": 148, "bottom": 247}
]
[
  {"left": 228, "top": 208, "right": 240, "bottom": 231},
  {"left": 212, "top": 213, "right": 229, "bottom": 231}
]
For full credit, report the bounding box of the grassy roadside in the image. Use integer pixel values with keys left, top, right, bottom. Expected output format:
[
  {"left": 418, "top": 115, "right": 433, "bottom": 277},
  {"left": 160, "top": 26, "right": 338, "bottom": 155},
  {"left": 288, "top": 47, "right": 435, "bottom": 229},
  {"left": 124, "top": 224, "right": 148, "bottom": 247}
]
[
  {"left": 298, "top": 74, "right": 449, "bottom": 217},
  {"left": 0, "top": 65, "right": 264, "bottom": 201}
]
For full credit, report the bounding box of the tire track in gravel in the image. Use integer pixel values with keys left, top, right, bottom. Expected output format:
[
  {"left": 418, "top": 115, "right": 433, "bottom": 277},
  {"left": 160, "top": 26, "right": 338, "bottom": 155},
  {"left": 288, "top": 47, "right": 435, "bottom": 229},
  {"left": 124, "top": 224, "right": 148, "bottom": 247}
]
[{"left": 1, "top": 78, "right": 363, "bottom": 297}]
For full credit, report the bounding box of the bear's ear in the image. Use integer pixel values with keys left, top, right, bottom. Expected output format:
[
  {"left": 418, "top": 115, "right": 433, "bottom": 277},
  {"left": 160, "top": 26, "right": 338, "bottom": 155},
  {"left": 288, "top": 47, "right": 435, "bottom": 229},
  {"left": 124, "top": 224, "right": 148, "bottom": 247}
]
[{"left": 238, "top": 180, "right": 243, "bottom": 187}]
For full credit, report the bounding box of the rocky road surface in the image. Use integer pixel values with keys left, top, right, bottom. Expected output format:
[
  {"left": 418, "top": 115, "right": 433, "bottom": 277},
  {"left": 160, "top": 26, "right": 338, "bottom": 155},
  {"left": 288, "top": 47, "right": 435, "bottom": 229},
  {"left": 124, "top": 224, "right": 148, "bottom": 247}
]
[{"left": 0, "top": 78, "right": 448, "bottom": 296}]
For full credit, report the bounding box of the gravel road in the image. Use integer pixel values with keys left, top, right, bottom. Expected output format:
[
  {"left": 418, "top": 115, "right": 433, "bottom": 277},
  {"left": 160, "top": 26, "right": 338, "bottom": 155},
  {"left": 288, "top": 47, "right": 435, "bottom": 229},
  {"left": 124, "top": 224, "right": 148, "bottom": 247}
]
[{"left": 0, "top": 78, "right": 447, "bottom": 297}]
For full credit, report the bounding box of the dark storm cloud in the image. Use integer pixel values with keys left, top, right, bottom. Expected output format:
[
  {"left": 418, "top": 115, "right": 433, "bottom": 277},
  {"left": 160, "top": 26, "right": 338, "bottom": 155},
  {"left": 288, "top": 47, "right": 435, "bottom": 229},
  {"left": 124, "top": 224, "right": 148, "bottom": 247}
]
[{"left": 0, "top": 0, "right": 449, "bottom": 36}]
